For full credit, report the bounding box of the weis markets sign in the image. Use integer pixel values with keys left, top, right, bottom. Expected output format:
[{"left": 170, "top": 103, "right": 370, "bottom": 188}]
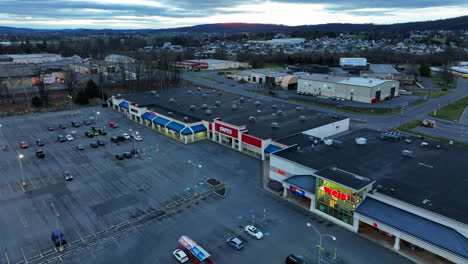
[
  {"left": 323, "top": 186, "right": 349, "bottom": 201},
  {"left": 215, "top": 123, "right": 238, "bottom": 138}
]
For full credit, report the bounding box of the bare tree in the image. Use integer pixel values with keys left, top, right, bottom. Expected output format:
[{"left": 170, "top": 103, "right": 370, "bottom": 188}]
[
  {"left": 33, "top": 70, "right": 49, "bottom": 107},
  {"left": 64, "top": 65, "right": 79, "bottom": 96}
]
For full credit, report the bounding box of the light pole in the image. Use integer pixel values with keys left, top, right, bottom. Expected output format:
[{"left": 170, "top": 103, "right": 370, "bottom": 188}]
[
  {"left": 188, "top": 160, "right": 202, "bottom": 194},
  {"left": 67, "top": 95, "right": 73, "bottom": 112},
  {"left": 17, "top": 151, "right": 25, "bottom": 187},
  {"left": 306, "top": 222, "right": 337, "bottom": 264},
  {"left": 129, "top": 129, "right": 138, "bottom": 154}
]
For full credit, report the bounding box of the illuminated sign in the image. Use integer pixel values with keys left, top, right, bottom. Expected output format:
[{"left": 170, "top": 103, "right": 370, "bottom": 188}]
[
  {"left": 290, "top": 186, "right": 305, "bottom": 196},
  {"left": 147, "top": 111, "right": 157, "bottom": 115},
  {"left": 277, "top": 170, "right": 285, "bottom": 175},
  {"left": 215, "top": 123, "right": 238, "bottom": 138},
  {"left": 178, "top": 236, "right": 211, "bottom": 261},
  {"left": 323, "top": 186, "right": 349, "bottom": 201},
  {"left": 220, "top": 127, "right": 233, "bottom": 135}
]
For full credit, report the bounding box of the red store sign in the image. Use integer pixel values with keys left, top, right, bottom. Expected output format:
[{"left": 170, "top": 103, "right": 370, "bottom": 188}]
[
  {"left": 323, "top": 186, "right": 349, "bottom": 201},
  {"left": 215, "top": 123, "right": 238, "bottom": 138},
  {"left": 241, "top": 134, "right": 262, "bottom": 148}
]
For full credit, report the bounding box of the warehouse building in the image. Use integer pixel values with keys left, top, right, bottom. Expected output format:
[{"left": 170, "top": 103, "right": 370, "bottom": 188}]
[
  {"left": 0, "top": 53, "right": 62, "bottom": 64},
  {"left": 175, "top": 59, "right": 249, "bottom": 71},
  {"left": 340, "top": 58, "right": 367, "bottom": 67},
  {"left": 361, "top": 64, "right": 415, "bottom": 85},
  {"left": 108, "top": 87, "right": 349, "bottom": 160},
  {"left": 229, "top": 69, "right": 299, "bottom": 89},
  {"left": 297, "top": 74, "right": 400, "bottom": 103},
  {"left": 249, "top": 38, "right": 305, "bottom": 46},
  {"left": 269, "top": 129, "right": 468, "bottom": 264}
]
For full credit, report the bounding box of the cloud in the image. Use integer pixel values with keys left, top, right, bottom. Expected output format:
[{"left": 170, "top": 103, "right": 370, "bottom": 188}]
[{"left": 0, "top": 0, "right": 466, "bottom": 29}]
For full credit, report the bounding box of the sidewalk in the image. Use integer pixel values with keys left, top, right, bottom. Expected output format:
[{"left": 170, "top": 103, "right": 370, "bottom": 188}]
[{"left": 459, "top": 107, "right": 468, "bottom": 125}]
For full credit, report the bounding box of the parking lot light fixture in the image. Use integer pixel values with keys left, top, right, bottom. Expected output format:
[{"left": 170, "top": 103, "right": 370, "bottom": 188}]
[
  {"left": 306, "top": 222, "right": 337, "bottom": 264},
  {"left": 17, "top": 152, "right": 25, "bottom": 187}
]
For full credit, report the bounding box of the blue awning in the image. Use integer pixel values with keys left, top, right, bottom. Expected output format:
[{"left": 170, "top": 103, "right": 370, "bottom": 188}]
[
  {"left": 167, "top": 121, "right": 185, "bottom": 132},
  {"left": 141, "top": 112, "right": 157, "bottom": 121},
  {"left": 191, "top": 124, "right": 207, "bottom": 133},
  {"left": 119, "top": 101, "right": 129, "bottom": 109},
  {"left": 181, "top": 127, "right": 193, "bottom": 135},
  {"left": 265, "top": 144, "right": 282, "bottom": 153},
  {"left": 356, "top": 198, "right": 468, "bottom": 259},
  {"left": 107, "top": 98, "right": 113, "bottom": 103},
  {"left": 153, "top": 116, "right": 170, "bottom": 126}
]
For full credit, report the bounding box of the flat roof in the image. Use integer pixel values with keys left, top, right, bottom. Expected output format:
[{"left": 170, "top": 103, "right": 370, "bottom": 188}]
[
  {"left": 185, "top": 59, "right": 239, "bottom": 64},
  {"left": 284, "top": 175, "right": 316, "bottom": 194},
  {"left": 298, "top": 74, "right": 346, "bottom": 83},
  {"left": 337, "top": 77, "right": 394, "bottom": 87},
  {"left": 369, "top": 64, "right": 399, "bottom": 74},
  {"left": 314, "top": 167, "right": 374, "bottom": 191},
  {"left": 117, "top": 87, "right": 347, "bottom": 140},
  {"left": 273, "top": 129, "right": 468, "bottom": 223}
]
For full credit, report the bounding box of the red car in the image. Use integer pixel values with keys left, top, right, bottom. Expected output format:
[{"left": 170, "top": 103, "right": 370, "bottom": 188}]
[
  {"left": 108, "top": 122, "right": 118, "bottom": 128},
  {"left": 48, "top": 127, "right": 55, "bottom": 131},
  {"left": 20, "top": 141, "right": 29, "bottom": 148}
]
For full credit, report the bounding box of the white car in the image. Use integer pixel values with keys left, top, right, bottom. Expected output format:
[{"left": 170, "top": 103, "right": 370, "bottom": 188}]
[
  {"left": 132, "top": 135, "right": 143, "bottom": 141},
  {"left": 122, "top": 133, "right": 131, "bottom": 140},
  {"left": 245, "top": 225, "right": 264, "bottom": 239},
  {"left": 172, "top": 249, "right": 189, "bottom": 263},
  {"left": 65, "top": 135, "right": 74, "bottom": 141}
]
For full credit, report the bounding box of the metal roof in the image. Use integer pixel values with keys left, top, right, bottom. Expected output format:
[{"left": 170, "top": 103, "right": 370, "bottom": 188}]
[
  {"left": 369, "top": 64, "right": 399, "bottom": 74},
  {"left": 284, "top": 175, "right": 317, "bottom": 194},
  {"left": 356, "top": 198, "right": 468, "bottom": 259},
  {"left": 337, "top": 77, "right": 394, "bottom": 88}
]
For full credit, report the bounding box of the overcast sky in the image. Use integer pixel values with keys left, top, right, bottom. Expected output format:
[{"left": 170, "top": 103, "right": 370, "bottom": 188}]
[{"left": 0, "top": 0, "right": 467, "bottom": 29}]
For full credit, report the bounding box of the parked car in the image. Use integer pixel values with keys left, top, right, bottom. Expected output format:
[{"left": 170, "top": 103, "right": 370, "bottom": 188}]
[
  {"left": 227, "top": 237, "right": 244, "bottom": 250},
  {"left": 108, "top": 122, "right": 118, "bottom": 128},
  {"left": 98, "top": 129, "right": 107, "bottom": 135},
  {"left": 91, "top": 126, "right": 99, "bottom": 131},
  {"left": 123, "top": 152, "right": 132, "bottom": 158},
  {"left": 111, "top": 137, "right": 119, "bottom": 143},
  {"left": 36, "top": 139, "right": 44, "bottom": 146},
  {"left": 51, "top": 230, "right": 67, "bottom": 247},
  {"left": 19, "top": 141, "right": 29, "bottom": 148},
  {"left": 130, "top": 149, "right": 138, "bottom": 155},
  {"left": 65, "top": 135, "right": 74, "bottom": 141},
  {"left": 71, "top": 121, "right": 80, "bottom": 128},
  {"left": 85, "top": 131, "right": 94, "bottom": 138},
  {"left": 122, "top": 133, "right": 130, "bottom": 140},
  {"left": 97, "top": 140, "right": 105, "bottom": 146},
  {"left": 89, "top": 142, "right": 98, "bottom": 148},
  {"left": 36, "top": 150, "right": 45, "bottom": 158},
  {"left": 63, "top": 171, "right": 73, "bottom": 181},
  {"left": 59, "top": 123, "right": 66, "bottom": 129},
  {"left": 172, "top": 249, "right": 189, "bottom": 263},
  {"left": 245, "top": 225, "right": 263, "bottom": 239},
  {"left": 117, "top": 135, "right": 125, "bottom": 141},
  {"left": 84, "top": 120, "right": 91, "bottom": 125},
  {"left": 285, "top": 254, "right": 306, "bottom": 264},
  {"left": 47, "top": 126, "right": 55, "bottom": 131},
  {"left": 58, "top": 135, "right": 66, "bottom": 142},
  {"left": 115, "top": 154, "right": 124, "bottom": 160},
  {"left": 92, "top": 130, "right": 100, "bottom": 136},
  {"left": 76, "top": 144, "right": 84, "bottom": 150}
]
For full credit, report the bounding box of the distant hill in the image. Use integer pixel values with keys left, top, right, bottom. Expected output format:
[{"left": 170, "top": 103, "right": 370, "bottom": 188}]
[{"left": 0, "top": 15, "right": 467, "bottom": 34}]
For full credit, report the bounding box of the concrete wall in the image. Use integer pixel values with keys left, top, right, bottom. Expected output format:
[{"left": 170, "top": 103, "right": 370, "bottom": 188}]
[
  {"left": 297, "top": 79, "right": 337, "bottom": 97},
  {"left": 302, "top": 118, "right": 350, "bottom": 140}
]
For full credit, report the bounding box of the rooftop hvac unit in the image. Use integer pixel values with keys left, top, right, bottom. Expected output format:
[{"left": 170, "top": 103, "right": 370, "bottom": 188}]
[
  {"left": 232, "top": 104, "right": 238, "bottom": 110},
  {"left": 324, "top": 139, "right": 333, "bottom": 145},
  {"left": 271, "top": 122, "right": 279, "bottom": 128},
  {"left": 218, "top": 92, "right": 223, "bottom": 95},
  {"left": 169, "top": 98, "right": 175, "bottom": 103},
  {"left": 201, "top": 104, "right": 208, "bottom": 109},
  {"left": 205, "top": 110, "right": 212, "bottom": 115},
  {"left": 240, "top": 97, "right": 245, "bottom": 103},
  {"left": 421, "top": 141, "right": 429, "bottom": 147},
  {"left": 276, "top": 110, "right": 283, "bottom": 116},
  {"left": 248, "top": 116, "right": 256, "bottom": 123},
  {"left": 299, "top": 115, "right": 307, "bottom": 121},
  {"left": 402, "top": 150, "right": 413, "bottom": 157},
  {"left": 183, "top": 117, "right": 189, "bottom": 121},
  {"left": 296, "top": 107, "right": 302, "bottom": 111},
  {"left": 197, "top": 87, "right": 202, "bottom": 91},
  {"left": 256, "top": 110, "right": 262, "bottom": 113},
  {"left": 189, "top": 105, "right": 196, "bottom": 111},
  {"left": 187, "top": 89, "right": 192, "bottom": 94},
  {"left": 168, "top": 112, "right": 173, "bottom": 116},
  {"left": 202, "top": 93, "right": 208, "bottom": 98},
  {"left": 215, "top": 101, "right": 221, "bottom": 106},
  {"left": 272, "top": 105, "right": 278, "bottom": 109},
  {"left": 255, "top": 101, "right": 261, "bottom": 106},
  {"left": 355, "top": 137, "right": 367, "bottom": 145}
]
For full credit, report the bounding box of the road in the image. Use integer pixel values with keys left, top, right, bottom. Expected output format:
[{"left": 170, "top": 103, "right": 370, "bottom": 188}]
[{"left": 183, "top": 72, "right": 468, "bottom": 133}]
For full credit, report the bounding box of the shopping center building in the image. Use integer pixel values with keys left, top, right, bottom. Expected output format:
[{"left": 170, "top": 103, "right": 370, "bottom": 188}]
[
  {"left": 269, "top": 129, "right": 468, "bottom": 263},
  {"left": 108, "top": 87, "right": 349, "bottom": 160}
]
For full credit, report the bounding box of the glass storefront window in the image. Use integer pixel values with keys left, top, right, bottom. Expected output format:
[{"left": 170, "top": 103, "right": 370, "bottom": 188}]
[{"left": 315, "top": 178, "right": 366, "bottom": 225}]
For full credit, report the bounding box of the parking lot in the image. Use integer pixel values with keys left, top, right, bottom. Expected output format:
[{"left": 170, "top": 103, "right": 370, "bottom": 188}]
[{"left": 0, "top": 106, "right": 411, "bottom": 264}]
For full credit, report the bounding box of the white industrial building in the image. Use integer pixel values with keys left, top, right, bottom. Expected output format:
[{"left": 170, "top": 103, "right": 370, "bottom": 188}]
[
  {"left": 297, "top": 74, "right": 400, "bottom": 103},
  {"left": 0, "top": 53, "right": 62, "bottom": 64},
  {"left": 176, "top": 59, "right": 249, "bottom": 71},
  {"left": 340, "top": 58, "right": 367, "bottom": 67},
  {"left": 105, "top": 54, "right": 136, "bottom": 64},
  {"left": 229, "top": 69, "right": 300, "bottom": 89}
]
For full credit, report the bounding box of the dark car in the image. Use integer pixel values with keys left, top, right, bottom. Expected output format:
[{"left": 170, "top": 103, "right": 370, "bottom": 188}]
[
  {"left": 268, "top": 180, "right": 284, "bottom": 193},
  {"left": 89, "top": 142, "right": 98, "bottom": 148},
  {"left": 84, "top": 120, "right": 91, "bottom": 125},
  {"left": 59, "top": 124, "right": 66, "bottom": 129},
  {"left": 36, "top": 150, "right": 45, "bottom": 158},
  {"left": 91, "top": 126, "right": 99, "bottom": 131},
  {"left": 97, "top": 140, "right": 105, "bottom": 146},
  {"left": 285, "top": 254, "right": 306, "bottom": 264},
  {"left": 227, "top": 237, "right": 244, "bottom": 250},
  {"left": 123, "top": 152, "right": 132, "bottom": 159},
  {"left": 63, "top": 171, "right": 73, "bottom": 181},
  {"left": 71, "top": 121, "right": 80, "bottom": 128},
  {"left": 115, "top": 154, "right": 124, "bottom": 160},
  {"left": 130, "top": 148, "right": 138, "bottom": 155},
  {"left": 98, "top": 129, "right": 107, "bottom": 135},
  {"left": 51, "top": 230, "right": 67, "bottom": 247},
  {"left": 36, "top": 139, "right": 44, "bottom": 146},
  {"left": 117, "top": 136, "right": 125, "bottom": 141},
  {"left": 76, "top": 144, "right": 84, "bottom": 150},
  {"left": 85, "top": 131, "right": 94, "bottom": 138},
  {"left": 58, "top": 135, "right": 66, "bottom": 142},
  {"left": 111, "top": 137, "right": 119, "bottom": 143}
]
